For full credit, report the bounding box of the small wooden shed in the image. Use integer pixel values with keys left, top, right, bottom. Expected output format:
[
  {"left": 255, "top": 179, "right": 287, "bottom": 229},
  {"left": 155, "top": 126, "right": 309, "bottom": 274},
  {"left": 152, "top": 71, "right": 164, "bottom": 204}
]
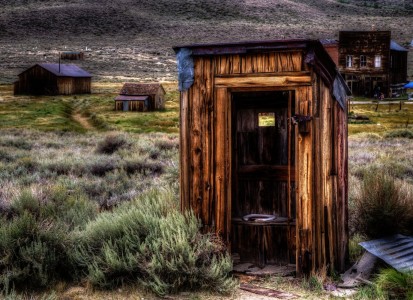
[
  {"left": 114, "top": 83, "right": 165, "bottom": 112},
  {"left": 60, "top": 51, "right": 84, "bottom": 60},
  {"left": 174, "top": 39, "right": 350, "bottom": 275},
  {"left": 14, "top": 63, "right": 91, "bottom": 95}
]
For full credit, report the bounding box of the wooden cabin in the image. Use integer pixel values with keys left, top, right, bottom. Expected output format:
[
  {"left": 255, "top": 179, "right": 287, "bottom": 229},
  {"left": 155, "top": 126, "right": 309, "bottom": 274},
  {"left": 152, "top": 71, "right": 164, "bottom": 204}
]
[
  {"left": 174, "top": 39, "right": 350, "bottom": 275},
  {"left": 60, "top": 51, "right": 84, "bottom": 60},
  {"left": 338, "top": 31, "right": 408, "bottom": 97},
  {"left": 114, "top": 83, "right": 165, "bottom": 112},
  {"left": 14, "top": 63, "right": 91, "bottom": 95}
]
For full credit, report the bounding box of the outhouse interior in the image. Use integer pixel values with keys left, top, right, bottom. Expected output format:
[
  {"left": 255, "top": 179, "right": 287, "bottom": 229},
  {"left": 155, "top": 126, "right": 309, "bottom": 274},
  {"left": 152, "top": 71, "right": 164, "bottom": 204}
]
[
  {"left": 174, "top": 39, "right": 350, "bottom": 274},
  {"left": 231, "top": 90, "right": 296, "bottom": 266}
]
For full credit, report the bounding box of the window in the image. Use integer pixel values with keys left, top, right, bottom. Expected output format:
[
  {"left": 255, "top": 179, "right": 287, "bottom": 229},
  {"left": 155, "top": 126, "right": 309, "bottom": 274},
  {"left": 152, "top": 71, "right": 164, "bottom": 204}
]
[
  {"left": 360, "top": 55, "right": 367, "bottom": 67},
  {"left": 374, "top": 55, "right": 381, "bottom": 68},
  {"left": 258, "top": 112, "right": 275, "bottom": 127},
  {"left": 346, "top": 55, "right": 353, "bottom": 68}
]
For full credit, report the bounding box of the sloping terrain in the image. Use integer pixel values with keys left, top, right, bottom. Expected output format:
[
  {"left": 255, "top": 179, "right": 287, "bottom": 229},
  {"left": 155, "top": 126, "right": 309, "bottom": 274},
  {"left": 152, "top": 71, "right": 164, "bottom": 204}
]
[{"left": 0, "top": 0, "right": 412, "bottom": 83}]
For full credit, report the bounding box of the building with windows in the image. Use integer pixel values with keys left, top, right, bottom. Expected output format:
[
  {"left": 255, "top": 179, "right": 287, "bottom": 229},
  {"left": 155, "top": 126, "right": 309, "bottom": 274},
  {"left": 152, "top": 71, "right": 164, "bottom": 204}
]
[{"left": 338, "top": 31, "right": 408, "bottom": 97}]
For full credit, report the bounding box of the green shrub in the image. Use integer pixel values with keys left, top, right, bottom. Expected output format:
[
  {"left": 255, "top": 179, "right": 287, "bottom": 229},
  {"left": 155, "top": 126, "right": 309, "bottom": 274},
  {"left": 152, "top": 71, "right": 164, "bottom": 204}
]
[
  {"left": 349, "top": 233, "right": 366, "bottom": 263},
  {"left": 95, "top": 134, "right": 128, "bottom": 154},
  {"left": 71, "top": 189, "right": 236, "bottom": 296},
  {"left": 123, "top": 158, "right": 163, "bottom": 175},
  {"left": 376, "top": 269, "right": 413, "bottom": 300},
  {"left": 0, "top": 210, "right": 69, "bottom": 288},
  {"left": 0, "top": 186, "right": 98, "bottom": 289},
  {"left": 154, "top": 138, "right": 179, "bottom": 151},
  {"left": 352, "top": 169, "right": 413, "bottom": 238},
  {"left": 384, "top": 129, "right": 413, "bottom": 139},
  {"left": 87, "top": 159, "right": 117, "bottom": 176}
]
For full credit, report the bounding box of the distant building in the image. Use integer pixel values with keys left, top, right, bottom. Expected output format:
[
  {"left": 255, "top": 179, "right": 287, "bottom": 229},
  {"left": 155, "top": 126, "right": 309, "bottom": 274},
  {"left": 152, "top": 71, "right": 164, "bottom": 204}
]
[
  {"left": 338, "top": 31, "right": 408, "bottom": 97},
  {"left": 60, "top": 51, "right": 84, "bottom": 60},
  {"left": 321, "top": 39, "right": 339, "bottom": 65},
  {"left": 14, "top": 63, "right": 92, "bottom": 95},
  {"left": 114, "top": 83, "right": 165, "bottom": 111}
]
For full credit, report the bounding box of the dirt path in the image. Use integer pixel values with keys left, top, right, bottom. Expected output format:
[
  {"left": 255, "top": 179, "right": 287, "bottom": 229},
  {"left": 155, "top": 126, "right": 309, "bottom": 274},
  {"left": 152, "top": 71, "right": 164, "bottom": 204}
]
[{"left": 72, "top": 113, "right": 94, "bottom": 130}]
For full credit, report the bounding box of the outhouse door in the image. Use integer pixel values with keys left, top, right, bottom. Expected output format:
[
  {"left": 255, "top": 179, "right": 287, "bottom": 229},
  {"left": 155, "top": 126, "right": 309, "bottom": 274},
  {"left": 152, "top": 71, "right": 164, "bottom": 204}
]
[
  {"left": 123, "top": 101, "right": 129, "bottom": 111},
  {"left": 231, "top": 90, "right": 296, "bottom": 267}
]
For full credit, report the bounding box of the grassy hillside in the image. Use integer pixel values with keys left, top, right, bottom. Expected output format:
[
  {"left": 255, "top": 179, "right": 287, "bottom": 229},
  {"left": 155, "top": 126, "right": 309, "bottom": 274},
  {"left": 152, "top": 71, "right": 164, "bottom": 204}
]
[{"left": 0, "top": 0, "right": 412, "bottom": 83}]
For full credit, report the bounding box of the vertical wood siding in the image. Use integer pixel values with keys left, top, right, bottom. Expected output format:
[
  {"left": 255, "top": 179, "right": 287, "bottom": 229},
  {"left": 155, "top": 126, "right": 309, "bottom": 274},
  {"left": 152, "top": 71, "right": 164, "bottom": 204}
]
[
  {"left": 180, "top": 50, "right": 348, "bottom": 274},
  {"left": 14, "top": 65, "right": 91, "bottom": 95}
]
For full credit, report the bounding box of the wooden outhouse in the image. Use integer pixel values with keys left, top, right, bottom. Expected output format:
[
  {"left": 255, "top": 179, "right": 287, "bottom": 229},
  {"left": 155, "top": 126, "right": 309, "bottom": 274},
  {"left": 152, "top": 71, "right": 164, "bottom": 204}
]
[
  {"left": 114, "top": 83, "right": 165, "bottom": 111},
  {"left": 14, "top": 63, "right": 91, "bottom": 95},
  {"left": 174, "top": 39, "right": 350, "bottom": 275}
]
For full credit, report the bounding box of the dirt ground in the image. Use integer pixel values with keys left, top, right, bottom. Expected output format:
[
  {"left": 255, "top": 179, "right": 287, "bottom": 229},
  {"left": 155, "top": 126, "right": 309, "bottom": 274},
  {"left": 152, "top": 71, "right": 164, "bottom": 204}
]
[{"left": 0, "top": 0, "right": 412, "bottom": 84}]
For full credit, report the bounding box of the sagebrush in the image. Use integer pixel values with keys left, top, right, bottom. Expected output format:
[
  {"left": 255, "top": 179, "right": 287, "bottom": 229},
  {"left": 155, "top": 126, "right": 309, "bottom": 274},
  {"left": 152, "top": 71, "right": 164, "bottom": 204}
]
[{"left": 71, "top": 188, "right": 236, "bottom": 296}]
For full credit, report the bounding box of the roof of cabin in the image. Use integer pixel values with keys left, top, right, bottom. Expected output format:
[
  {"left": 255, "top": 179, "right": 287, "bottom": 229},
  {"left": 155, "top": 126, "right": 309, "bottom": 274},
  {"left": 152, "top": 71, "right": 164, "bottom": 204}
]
[
  {"left": 119, "top": 83, "right": 164, "bottom": 96},
  {"left": 37, "top": 63, "right": 91, "bottom": 77},
  {"left": 390, "top": 40, "right": 408, "bottom": 52}
]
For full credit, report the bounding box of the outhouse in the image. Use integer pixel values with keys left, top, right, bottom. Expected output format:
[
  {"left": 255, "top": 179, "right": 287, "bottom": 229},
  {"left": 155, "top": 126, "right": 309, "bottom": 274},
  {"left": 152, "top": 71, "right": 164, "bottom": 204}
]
[{"left": 174, "top": 39, "right": 350, "bottom": 275}]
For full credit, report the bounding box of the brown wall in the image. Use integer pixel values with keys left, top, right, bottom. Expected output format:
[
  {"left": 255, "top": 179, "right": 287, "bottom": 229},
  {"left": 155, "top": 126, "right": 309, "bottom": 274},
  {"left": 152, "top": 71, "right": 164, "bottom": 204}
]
[
  {"left": 180, "top": 50, "right": 348, "bottom": 274},
  {"left": 115, "top": 100, "right": 147, "bottom": 111},
  {"left": 338, "top": 31, "right": 391, "bottom": 96},
  {"left": 323, "top": 44, "right": 339, "bottom": 66},
  {"left": 14, "top": 65, "right": 58, "bottom": 95}
]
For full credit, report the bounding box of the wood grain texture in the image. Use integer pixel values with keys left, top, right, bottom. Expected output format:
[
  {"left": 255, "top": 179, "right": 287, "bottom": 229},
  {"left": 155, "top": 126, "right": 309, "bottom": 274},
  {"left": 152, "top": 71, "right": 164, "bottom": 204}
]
[
  {"left": 215, "top": 75, "right": 311, "bottom": 88},
  {"left": 180, "top": 48, "right": 348, "bottom": 274}
]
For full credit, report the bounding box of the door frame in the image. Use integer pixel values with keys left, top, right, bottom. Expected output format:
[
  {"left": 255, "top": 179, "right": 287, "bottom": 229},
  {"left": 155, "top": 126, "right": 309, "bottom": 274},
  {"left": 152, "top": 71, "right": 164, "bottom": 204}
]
[{"left": 229, "top": 88, "right": 296, "bottom": 264}]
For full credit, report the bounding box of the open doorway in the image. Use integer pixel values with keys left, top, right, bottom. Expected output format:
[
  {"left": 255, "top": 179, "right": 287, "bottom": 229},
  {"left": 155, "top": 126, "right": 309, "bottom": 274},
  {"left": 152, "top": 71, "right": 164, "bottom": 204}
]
[{"left": 231, "top": 90, "right": 296, "bottom": 267}]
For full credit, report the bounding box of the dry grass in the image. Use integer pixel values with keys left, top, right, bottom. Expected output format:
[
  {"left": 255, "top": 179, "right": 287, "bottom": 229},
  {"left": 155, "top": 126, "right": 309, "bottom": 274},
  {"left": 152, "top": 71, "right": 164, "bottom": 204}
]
[{"left": 0, "top": 1, "right": 412, "bottom": 83}]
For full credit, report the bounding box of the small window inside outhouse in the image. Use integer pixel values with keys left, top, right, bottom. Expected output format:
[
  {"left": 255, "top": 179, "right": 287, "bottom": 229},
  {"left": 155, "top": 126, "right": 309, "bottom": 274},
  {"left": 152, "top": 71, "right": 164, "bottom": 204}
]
[{"left": 258, "top": 112, "right": 276, "bottom": 127}]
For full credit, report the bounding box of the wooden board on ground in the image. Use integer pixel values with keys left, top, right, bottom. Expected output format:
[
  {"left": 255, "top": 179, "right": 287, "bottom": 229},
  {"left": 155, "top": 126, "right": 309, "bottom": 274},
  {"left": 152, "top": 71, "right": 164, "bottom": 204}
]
[
  {"left": 339, "top": 251, "right": 377, "bottom": 288},
  {"left": 233, "top": 263, "right": 295, "bottom": 277},
  {"left": 240, "top": 284, "right": 299, "bottom": 299}
]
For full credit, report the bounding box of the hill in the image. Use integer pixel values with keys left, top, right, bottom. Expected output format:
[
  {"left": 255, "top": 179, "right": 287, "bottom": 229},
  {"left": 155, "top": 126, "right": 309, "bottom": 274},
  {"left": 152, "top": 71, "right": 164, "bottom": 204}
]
[{"left": 0, "top": 0, "right": 412, "bottom": 83}]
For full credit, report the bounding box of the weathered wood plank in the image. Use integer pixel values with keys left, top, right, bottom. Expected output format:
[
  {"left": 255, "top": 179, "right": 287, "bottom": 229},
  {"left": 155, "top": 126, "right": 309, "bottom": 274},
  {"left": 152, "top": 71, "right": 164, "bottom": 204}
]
[
  {"left": 180, "top": 90, "right": 190, "bottom": 211},
  {"left": 190, "top": 58, "right": 203, "bottom": 218},
  {"left": 215, "top": 76, "right": 312, "bottom": 88},
  {"left": 215, "top": 71, "right": 311, "bottom": 78},
  {"left": 201, "top": 57, "right": 214, "bottom": 228},
  {"left": 214, "top": 87, "right": 228, "bottom": 238},
  {"left": 240, "top": 284, "right": 299, "bottom": 299}
]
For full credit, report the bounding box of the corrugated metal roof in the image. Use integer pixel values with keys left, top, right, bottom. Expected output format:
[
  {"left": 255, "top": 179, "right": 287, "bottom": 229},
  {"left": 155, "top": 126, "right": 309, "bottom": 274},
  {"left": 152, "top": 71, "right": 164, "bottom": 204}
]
[
  {"left": 114, "top": 95, "right": 149, "bottom": 101},
  {"left": 390, "top": 40, "right": 408, "bottom": 52},
  {"left": 119, "top": 83, "right": 164, "bottom": 96},
  {"left": 359, "top": 234, "right": 413, "bottom": 272},
  {"left": 38, "top": 63, "right": 92, "bottom": 77}
]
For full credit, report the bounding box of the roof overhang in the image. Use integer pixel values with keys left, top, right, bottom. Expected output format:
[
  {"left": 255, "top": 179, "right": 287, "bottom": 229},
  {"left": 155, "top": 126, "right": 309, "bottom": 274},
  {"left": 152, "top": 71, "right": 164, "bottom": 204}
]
[
  {"left": 114, "top": 95, "right": 149, "bottom": 101},
  {"left": 173, "top": 39, "right": 351, "bottom": 109}
]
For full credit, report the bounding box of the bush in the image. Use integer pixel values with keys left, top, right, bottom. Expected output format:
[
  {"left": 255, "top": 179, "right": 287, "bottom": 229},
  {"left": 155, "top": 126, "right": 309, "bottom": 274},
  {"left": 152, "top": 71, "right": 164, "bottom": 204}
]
[
  {"left": 352, "top": 169, "right": 413, "bottom": 238},
  {"left": 70, "top": 189, "right": 236, "bottom": 296},
  {"left": 384, "top": 129, "right": 413, "bottom": 139},
  {"left": 376, "top": 269, "right": 413, "bottom": 300},
  {"left": 123, "top": 158, "right": 163, "bottom": 176},
  {"left": 95, "top": 134, "right": 129, "bottom": 154},
  {"left": 0, "top": 186, "right": 98, "bottom": 289},
  {"left": 87, "top": 159, "right": 117, "bottom": 176}
]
